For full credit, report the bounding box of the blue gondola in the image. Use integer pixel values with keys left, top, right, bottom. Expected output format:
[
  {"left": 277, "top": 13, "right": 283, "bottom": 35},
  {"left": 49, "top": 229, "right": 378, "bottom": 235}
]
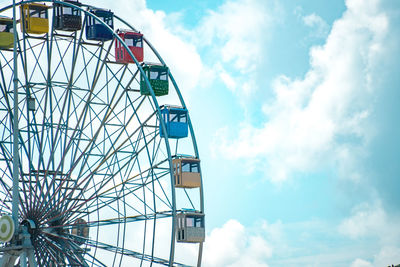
[
  {"left": 85, "top": 8, "right": 113, "bottom": 41},
  {"left": 160, "top": 105, "right": 188, "bottom": 139}
]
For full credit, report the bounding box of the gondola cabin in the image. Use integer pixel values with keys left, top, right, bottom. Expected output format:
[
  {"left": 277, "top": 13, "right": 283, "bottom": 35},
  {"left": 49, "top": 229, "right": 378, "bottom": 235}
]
[
  {"left": 53, "top": 0, "right": 82, "bottom": 31},
  {"left": 115, "top": 30, "right": 143, "bottom": 63},
  {"left": 71, "top": 218, "right": 89, "bottom": 245},
  {"left": 160, "top": 105, "right": 188, "bottom": 139},
  {"left": 0, "top": 16, "right": 14, "bottom": 49},
  {"left": 173, "top": 157, "right": 201, "bottom": 188},
  {"left": 140, "top": 64, "right": 169, "bottom": 96},
  {"left": 85, "top": 8, "right": 114, "bottom": 41},
  {"left": 20, "top": 3, "right": 49, "bottom": 34},
  {"left": 176, "top": 211, "right": 205, "bottom": 243}
]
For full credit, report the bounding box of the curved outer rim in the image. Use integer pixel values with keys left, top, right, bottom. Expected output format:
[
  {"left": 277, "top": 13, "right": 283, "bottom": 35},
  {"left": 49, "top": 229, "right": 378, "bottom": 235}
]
[
  {"left": 113, "top": 13, "right": 205, "bottom": 267},
  {"left": 0, "top": 1, "right": 204, "bottom": 266}
]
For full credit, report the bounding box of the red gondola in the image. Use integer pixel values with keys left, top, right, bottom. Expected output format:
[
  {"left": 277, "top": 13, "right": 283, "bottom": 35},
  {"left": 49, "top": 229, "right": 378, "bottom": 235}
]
[{"left": 115, "top": 29, "right": 143, "bottom": 63}]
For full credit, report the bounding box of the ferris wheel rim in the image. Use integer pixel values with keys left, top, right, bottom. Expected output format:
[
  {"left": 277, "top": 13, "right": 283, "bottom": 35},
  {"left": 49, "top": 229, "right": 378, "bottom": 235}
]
[{"left": 0, "top": 1, "right": 204, "bottom": 266}]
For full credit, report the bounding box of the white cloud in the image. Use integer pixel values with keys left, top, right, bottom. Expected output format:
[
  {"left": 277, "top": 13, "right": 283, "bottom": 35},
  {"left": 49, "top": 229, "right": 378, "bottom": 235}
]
[
  {"left": 338, "top": 201, "right": 386, "bottom": 239},
  {"left": 372, "top": 246, "right": 400, "bottom": 266},
  {"left": 338, "top": 201, "right": 400, "bottom": 243},
  {"left": 219, "top": 71, "right": 236, "bottom": 92},
  {"left": 302, "top": 13, "right": 329, "bottom": 38},
  {"left": 340, "top": 201, "right": 400, "bottom": 266},
  {"left": 104, "top": 0, "right": 279, "bottom": 100},
  {"left": 196, "top": 0, "right": 277, "bottom": 73},
  {"left": 350, "top": 247, "right": 400, "bottom": 266},
  {"left": 213, "top": 0, "right": 391, "bottom": 182},
  {"left": 202, "top": 220, "right": 273, "bottom": 267},
  {"left": 191, "top": 0, "right": 283, "bottom": 102},
  {"left": 198, "top": 211, "right": 400, "bottom": 266},
  {"left": 351, "top": 259, "right": 373, "bottom": 267}
]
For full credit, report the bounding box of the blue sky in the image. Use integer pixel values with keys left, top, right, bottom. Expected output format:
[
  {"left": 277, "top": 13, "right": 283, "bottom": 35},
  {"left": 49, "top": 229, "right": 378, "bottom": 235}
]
[{"left": 103, "top": 0, "right": 400, "bottom": 265}]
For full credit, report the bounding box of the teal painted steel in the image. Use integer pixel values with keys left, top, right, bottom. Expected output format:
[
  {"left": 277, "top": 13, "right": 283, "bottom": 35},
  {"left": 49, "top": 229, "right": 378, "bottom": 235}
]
[{"left": 0, "top": 1, "right": 203, "bottom": 266}]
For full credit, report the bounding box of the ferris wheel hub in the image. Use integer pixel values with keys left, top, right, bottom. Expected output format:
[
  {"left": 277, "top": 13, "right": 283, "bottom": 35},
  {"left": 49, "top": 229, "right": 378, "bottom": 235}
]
[{"left": 21, "top": 219, "right": 38, "bottom": 237}]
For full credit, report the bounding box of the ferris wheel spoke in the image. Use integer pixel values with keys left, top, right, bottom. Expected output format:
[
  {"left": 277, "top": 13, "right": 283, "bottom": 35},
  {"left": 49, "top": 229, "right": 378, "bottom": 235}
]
[
  {"left": 52, "top": 33, "right": 89, "bottom": 179},
  {"left": 71, "top": 45, "right": 102, "bottom": 88},
  {"left": 33, "top": 45, "right": 109, "bottom": 215},
  {"left": 81, "top": 38, "right": 114, "bottom": 93},
  {"left": 58, "top": 31, "right": 86, "bottom": 168},
  {"left": 84, "top": 184, "right": 156, "bottom": 219},
  {"left": 28, "top": 111, "right": 50, "bottom": 174},
  {"left": 76, "top": 131, "right": 158, "bottom": 201},
  {"left": 50, "top": 36, "right": 74, "bottom": 81},
  {"left": 60, "top": 160, "right": 150, "bottom": 222},
  {"left": 24, "top": 38, "right": 48, "bottom": 84},
  {"left": 0, "top": 179, "right": 12, "bottom": 212},
  {"left": 3, "top": 96, "right": 39, "bottom": 218},
  {"left": 48, "top": 32, "right": 86, "bottom": 152},
  {"left": 35, "top": 241, "right": 53, "bottom": 266},
  {"left": 58, "top": 42, "right": 115, "bottom": 168},
  {"left": 66, "top": 46, "right": 116, "bottom": 153},
  {"left": 39, "top": 226, "right": 95, "bottom": 266},
  {"left": 41, "top": 233, "right": 87, "bottom": 267},
  {"left": 42, "top": 231, "right": 89, "bottom": 266},
  {"left": 72, "top": 136, "right": 142, "bottom": 203},
  {"left": 52, "top": 154, "right": 170, "bottom": 224},
  {"left": 79, "top": 247, "right": 108, "bottom": 267},
  {"left": 34, "top": 239, "right": 48, "bottom": 266},
  {"left": 36, "top": 235, "right": 63, "bottom": 264},
  {"left": 45, "top": 30, "right": 60, "bottom": 180},
  {"left": 1, "top": 58, "right": 43, "bottom": 217},
  {"left": 91, "top": 211, "right": 173, "bottom": 229},
  {"left": 88, "top": 157, "right": 171, "bottom": 207},
  {"left": 73, "top": 165, "right": 171, "bottom": 221},
  {"left": 39, "top": 139, "right": 142, "bottom": 225},
  {"left": 66, "top": 29, "right": 86, "bottom": 84},
  {"left": 143, "top": 171, "right": 172, "bottom": 209},
  {"left": 53, "top": 86, "right": 136, "bottom": 213},
  {"left": 40, "top": 228, "right": 176, "bottom": 266},
  {"left": 51, "top": 97, "right": 151, "bottom": 213},
  {"left": 32, "top": 34, "right": 86, "bottom": 209},
  {"left": 0, "top": 50, "right": 13, "bottom": 70},
  {"left": 25, "top": 37, "right": 56, "bottom": 211},
  {"left": 0, "top": 57, "right": 12, "bottom": 95},
  {"left": 84, "top": 235, "right": 174, "bottom": 266}
]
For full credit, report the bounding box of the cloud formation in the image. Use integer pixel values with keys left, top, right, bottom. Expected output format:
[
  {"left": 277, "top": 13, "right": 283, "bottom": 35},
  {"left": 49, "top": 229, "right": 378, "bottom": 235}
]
[
  {"left": 89, "top": 1, "right": 400, "bottom": 265},
  {"left": 214, "top": 0, "right": 391, "bottom": 182},
  {"left": 339, "top": 201, "right": 400, "bottom": 266},
  {"left": 202, "top": 220, "right": 273, "bottom": 267},
  {"left": 302, "top": 13, "right": 329, "bottom": 38}
]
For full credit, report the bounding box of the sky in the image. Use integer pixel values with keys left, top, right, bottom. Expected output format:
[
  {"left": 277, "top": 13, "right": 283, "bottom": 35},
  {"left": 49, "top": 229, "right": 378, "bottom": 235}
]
[{"left": 97, "top": 0, "right": 399, "bottom": 265}]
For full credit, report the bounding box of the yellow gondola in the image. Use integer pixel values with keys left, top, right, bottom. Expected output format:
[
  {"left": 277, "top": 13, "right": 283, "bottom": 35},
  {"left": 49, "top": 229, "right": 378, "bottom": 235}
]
[
  {"left": 0, "top": 16, "right": 14, "bottom": 49},
  {"left": 20, "top": 3, "right": 49, "bottom": 34}
]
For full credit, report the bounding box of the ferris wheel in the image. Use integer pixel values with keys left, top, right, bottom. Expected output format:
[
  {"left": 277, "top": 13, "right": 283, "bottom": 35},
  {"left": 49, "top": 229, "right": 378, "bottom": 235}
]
[{"left": 0, "top": 1, "right": 204, "bottom": 266}]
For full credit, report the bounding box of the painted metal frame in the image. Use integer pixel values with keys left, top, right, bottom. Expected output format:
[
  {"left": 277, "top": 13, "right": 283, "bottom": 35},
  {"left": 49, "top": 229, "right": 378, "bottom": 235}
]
[{"left": 0, "top": 0, "right": 204, "bottom": 266}]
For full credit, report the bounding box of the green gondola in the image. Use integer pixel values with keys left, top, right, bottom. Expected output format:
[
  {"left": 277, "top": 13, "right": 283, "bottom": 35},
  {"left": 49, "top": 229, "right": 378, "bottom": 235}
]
[{"left": 140, "top": 64, "right": 169, "bottom": 96}]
